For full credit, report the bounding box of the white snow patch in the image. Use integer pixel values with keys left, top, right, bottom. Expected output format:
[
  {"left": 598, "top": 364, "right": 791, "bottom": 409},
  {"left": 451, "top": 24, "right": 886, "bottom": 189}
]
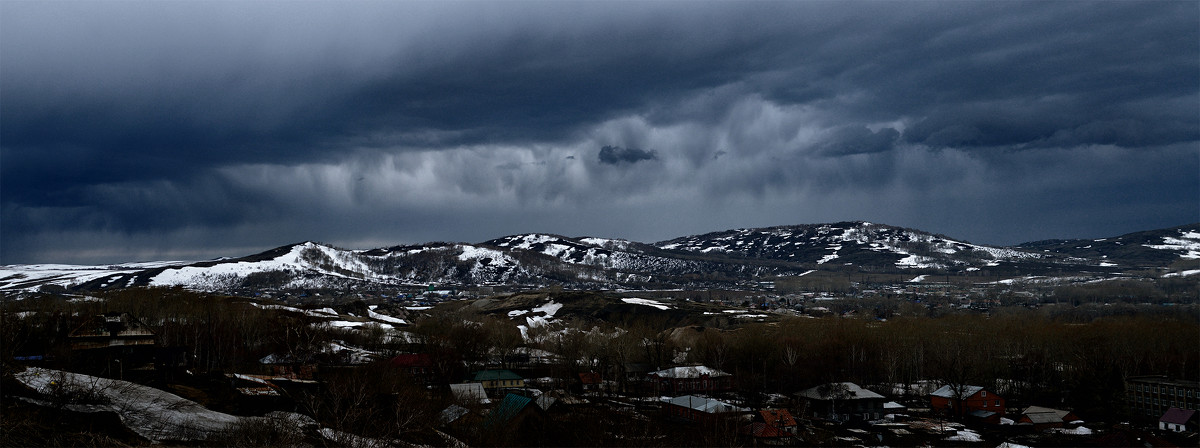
[
  {"left": 1164, "top": 269, "right": 1200, "bottom": 278},
  {"left": 817, "top": 246, "right": 841, "bottom": 264},
  {"left": 908, "top": 275, "right": 928, "bottom": 283},
  {"left": 944, "top": 428, "right": 982, "bottom": 442},
  {"left": 1050, "top": 426, "right": 1093, "bottom": 435},
  {"left": 15, "top": 367, "right": 246, "bottom": 442},
  {"left": 367, "top": 306, "right": 407, "bottom": 325},
  {"left": 621, "top": 298, "right": 672, "bottom": 310},
  {"left": 1144, "top": 231, "right": 1200, "bottom": 259},
  {"left": 457, "top": 245, "right": 509, "bottom": 263}
]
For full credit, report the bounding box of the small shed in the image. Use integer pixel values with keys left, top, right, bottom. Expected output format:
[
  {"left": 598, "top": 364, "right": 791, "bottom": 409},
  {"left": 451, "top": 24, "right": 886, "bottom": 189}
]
[{"left": 1017, "top": 406, "right": 1080, "bottom": 430}]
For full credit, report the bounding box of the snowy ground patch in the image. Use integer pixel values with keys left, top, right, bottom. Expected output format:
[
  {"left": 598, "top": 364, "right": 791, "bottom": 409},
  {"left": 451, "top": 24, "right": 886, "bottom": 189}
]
[
  {"left": 15, "top": 367, "right": 246, "bottom": 442},
  {"left": 621, "top": 298, "right": 672, "bottom": 310},
  {"left": 1164, "top": 269, "right": 1200, "bottom": 278},
  {"left": 944, "top": 428, "right": 982, "bottom": 442},
  {"left": 1050, "top": 426, "right": 1093, "bottom": 435},
  {"left": 1144, "top": 231, "right": 1200, "bottom": 259},
  {"left": 368, "top": 305, "right": 407, "bottom": 325}
]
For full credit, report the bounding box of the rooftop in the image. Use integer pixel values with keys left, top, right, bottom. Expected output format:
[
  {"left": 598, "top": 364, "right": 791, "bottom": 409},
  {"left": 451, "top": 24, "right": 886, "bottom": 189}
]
[
  {"left": 472, "top": 369, "right": 523, "bottom": 382},
  {"left": 798, "top": 382, "right": 885, "bottom": 400},
  {"left": 931, "top": 385, "right": 986, "bottom": 399},
  {"left": 662, "top": 395, "right": 747, "bottom": 414},
  {"left": 1160, "top": 407, "right": 1197, "bottom": 425}
]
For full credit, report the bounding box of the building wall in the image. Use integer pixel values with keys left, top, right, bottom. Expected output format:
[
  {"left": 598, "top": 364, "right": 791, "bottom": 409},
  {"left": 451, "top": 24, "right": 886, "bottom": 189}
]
[
  {"left": 652, "top": 375, "right": 732, "bottom": 394},
  {"left": 1126, "top": 376, "right": 1199, "bottom": 418},
  {"left": 931, "top": 390, "right": 1005, "bottom": 417},
  {"left": 482, "top": 379, "right": 525, "bottom": 389}
]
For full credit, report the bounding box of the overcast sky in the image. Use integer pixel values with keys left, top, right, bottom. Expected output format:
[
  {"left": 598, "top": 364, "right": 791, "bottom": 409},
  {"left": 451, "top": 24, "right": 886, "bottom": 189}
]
[{"left": 2, "top": 1, "right": 1197, "bottom": 265}]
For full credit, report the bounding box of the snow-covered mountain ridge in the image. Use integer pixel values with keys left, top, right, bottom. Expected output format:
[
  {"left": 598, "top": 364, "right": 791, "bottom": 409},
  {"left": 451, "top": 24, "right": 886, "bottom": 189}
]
[
  {"left": 656, "top": 222, "right": 1048, "bottom": 270},
  {"left": 2, "top": 222, "right": 1196, "bottom": 294}
]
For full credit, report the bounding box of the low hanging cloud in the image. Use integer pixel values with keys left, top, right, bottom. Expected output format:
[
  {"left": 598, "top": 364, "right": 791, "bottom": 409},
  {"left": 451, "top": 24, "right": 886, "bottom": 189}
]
[
  {"left": 0, "top": 1, "right": 1196, "bottom": 264},
  {"left": 597, "top": 145, "right": 658, "bottom": 165}
]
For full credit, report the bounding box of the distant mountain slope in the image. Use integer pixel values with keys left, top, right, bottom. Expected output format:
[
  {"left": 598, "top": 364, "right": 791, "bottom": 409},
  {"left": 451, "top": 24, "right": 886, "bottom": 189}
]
[
  {"left": 655, "top": 221, "right": 1047, "bottom": 270},
  {"left": 3, "top": 222, "right": 1196, "bottom": 294},
  {"left": 1017, "top": 223, "right": 1200, "bottom": 268}
]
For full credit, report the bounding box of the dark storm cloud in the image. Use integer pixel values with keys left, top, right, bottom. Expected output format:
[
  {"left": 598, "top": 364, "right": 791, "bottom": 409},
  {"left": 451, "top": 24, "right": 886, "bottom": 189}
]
[
  {"left": 816, "top": 126, "right": 900, "bottom": 157},
  {"left": 1, "top": 1, "right": 1197, "bottom": 264},
  {"left": 598, "top": 146, "right": 658, "bottom": 165}
]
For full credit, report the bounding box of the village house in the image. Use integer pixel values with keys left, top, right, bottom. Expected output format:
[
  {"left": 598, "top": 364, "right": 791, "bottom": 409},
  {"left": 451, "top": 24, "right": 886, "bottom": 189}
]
[
  {"left": 1159, "top": 407, "right": 1198, "bottom": 432},
  {"left": 577, "top": 372, "right": 602, "bottom": 393},
  {"left": 471, "top": 369, "right": 525, "bottom": 395},
  {"left": 388, "top": 353, "right": 434, "bottom": 385},
  {"left": 797, "top": 382, "right": 887, "bottom": 422},
  {"left": 450, "top": 382, "right": 491, "bottom": 405},
  {"left": 660, "top": 395, "right": 748, "bottom": 424},
  {"left": 67, "top": 312, "right": 158, "bottom": 378},
  {"left": 68, "top": 312, "right": 156, "bottom": 350},
  {"left": 647, "top": 365, "right": 733, "bottom": 395},
  {"left": 930, "top": 385, "right": 1005, "bottom": 424}
]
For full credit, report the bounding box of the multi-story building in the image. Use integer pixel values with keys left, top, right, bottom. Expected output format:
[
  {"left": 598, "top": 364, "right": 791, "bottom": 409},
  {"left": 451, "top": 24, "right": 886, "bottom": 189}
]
[{"left": 1126, "top": 375, "right": 1199, "bottom": 419}]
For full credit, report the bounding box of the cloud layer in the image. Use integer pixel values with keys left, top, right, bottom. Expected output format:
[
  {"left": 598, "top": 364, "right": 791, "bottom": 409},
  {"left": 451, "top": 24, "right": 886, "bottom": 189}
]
[{"left": 2, "top": 1, "right": 1197, "bottom": 264}]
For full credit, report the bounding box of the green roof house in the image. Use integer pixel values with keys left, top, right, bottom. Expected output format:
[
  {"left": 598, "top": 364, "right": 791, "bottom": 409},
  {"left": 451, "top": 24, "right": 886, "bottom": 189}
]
[{"left": 471, "top": 369, "right": 525, "bottom": 391}]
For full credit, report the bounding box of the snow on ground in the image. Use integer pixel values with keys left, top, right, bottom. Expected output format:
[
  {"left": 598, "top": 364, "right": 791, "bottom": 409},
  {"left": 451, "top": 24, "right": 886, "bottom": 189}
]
[
  {"left": 526, "top": 300, "right": 563, "bottom": 319},
  {"left": 251, "top": 303, "right": 340, "bottom": 318},
  {"left": 621, "top": 298, "right": 672, "bottom": 310},
  {"left": 997, "top": 443, "right": 1031, "bottom": 448},
  {"left": 324, "top": 320, "right": 393, "bottom": 330},
  {"left": 908, "top": 275, "right": 928, "bottom": 283},
  {"left": 457, "top": 245, "right": 510, "bottom": 264},
  {"left": 816, "top": 246, "right": 841, "bottom": 264},
  {"left": 319, "top": 427, "right": 394, "bottom": 448},
  {"left": 0, "top": 264, "right": 154, "bottom": 291},
  {"left": 1050, "top": 426, "right": 1093, "bottom": 435},
  {"left": 367, "top": 305, "right": 407, "bottom": 325},
  {"left": 944, "top": 428, "right": 982, "bottom": 442},
  {"left": 579, "top": 237, "right": 631, "bottom": 249},
  {"left": 512, "top": 300, "right": 564, "bottom": 340},
  {"left": 896, "top": 253, "right": 945, "bottom": 269},
  {"left": 148, "top": 242, "right": 397, "bottom": 291},
  {"left": 1144, "top": 231, "right": 1200, "bottom": 259},
  {"left": 1164, "top": 269, "right": 1200, "bottom": 277},
  {"left": 15, "top": 367, "right": 244, "bottom": 442},
  {"left": 796, "top": 270, "right": 816, "bottom": 276}
]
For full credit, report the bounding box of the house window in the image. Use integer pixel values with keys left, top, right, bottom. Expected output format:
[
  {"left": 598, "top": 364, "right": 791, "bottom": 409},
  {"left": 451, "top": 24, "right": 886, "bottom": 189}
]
[
  {"left": 981, "top": 391, "right": 987, "bottom": 397},
  {"left": 983, "top": 402, "right": 988, "bottom": 408},
  {"left": 995, "top": 400, "right": 1000, "bottom": 406}
]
